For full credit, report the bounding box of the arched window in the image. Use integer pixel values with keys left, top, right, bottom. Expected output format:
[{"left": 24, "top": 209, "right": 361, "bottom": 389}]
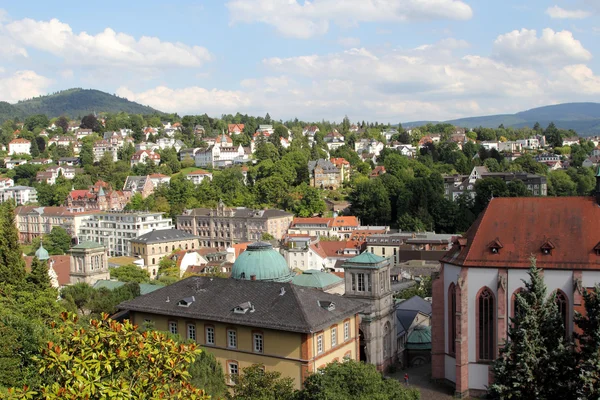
[
  {"left": 477, "top": 287, "right": 495, "bottom": 361},
  {"left": 448, "top": 283, "right": 457, "bottom": 355},
  {"left": 555, "top": 290, "right": 568, "bottom": 335},
  {"left": 383, "top": 321, "right": 391, "bottom": 360}
]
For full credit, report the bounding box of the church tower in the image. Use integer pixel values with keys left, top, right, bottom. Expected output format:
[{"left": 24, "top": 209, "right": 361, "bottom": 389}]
[{"left": 342, "top": 252, "right": 396, "bottom": 371}]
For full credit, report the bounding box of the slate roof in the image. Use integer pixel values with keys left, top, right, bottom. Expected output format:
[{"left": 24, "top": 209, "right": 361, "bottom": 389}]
[
  {"left": 119, "top": 276, "right": 366, "bottom": 333},
  {"left": 131, "top": 228, "right": 198, "bottom": 244},
  {"left": 396, "top": 295, "right": 432, "bottom": 315},
  {"left": 72, "top": 241, "right": 104, "bottom": 250},
  {"left": 396, "top": 309, "right": 419, "bottom": 336},
  {"left": 441, "top": 196, "right": 600, "bottom": 269},
  {"left": 182, "top": 207, "right": 292, "bottom": 219},
  {"left": 308, "top": 159, "right": 339, "bottom": 174},
  {"left": 123, "top": 176, "right": 149, "bottom": 191}
]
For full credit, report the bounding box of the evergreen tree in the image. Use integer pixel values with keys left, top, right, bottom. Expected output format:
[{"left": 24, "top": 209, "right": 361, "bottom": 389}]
[
  {"left": 574, "top": 285, "right": 600, "bottom": 398},
  {"left": 26, "top": 257, "right": 51, "bottom": 290},
  {"left": 0, "top": 201, "right": 26, "bottom": 285},
  {"left": 489, "top": 258, "right": 574, "bottom": 399}
]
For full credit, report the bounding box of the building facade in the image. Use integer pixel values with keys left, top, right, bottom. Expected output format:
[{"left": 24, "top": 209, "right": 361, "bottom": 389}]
[
  {"left": 77, "top": 211, "right": 173, "bottom": 256},
  {"left": 308, "top": 159, "right": 342, "bottom": 190},
  {"left": 431, "top": 196, "right": 600, "bottom": 397},
  {"left": 69, "top": 241, "right": 110, "bottom": 285},
  {"left": 119, "top": 277, "right": 364, "bottom": 389},
  {"left": 177, "top": 201, "right": 293, "bottom": 248},
  {"left": 15, "top": 206, "right": 98, "bottom": 243},
  {"left": 366, "top": 232, "right": 455, "bottom": 267},
  {"left": 130, "top": 229, "right": 200, "bottom": 278},
  {"left": 1, "top": 186, "right": 37, "bottom": 205}
]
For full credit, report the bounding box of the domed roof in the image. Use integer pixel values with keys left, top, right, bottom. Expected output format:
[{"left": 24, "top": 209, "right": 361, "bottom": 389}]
[
  {"left": 35, "top": 242, "right": 50, "bottom": 261},
  {"left": 291, "top": 269, "right": 343, "bottom": 289},
  {"left": 231, "top": 242, "right": 293, "bottom": 282}
]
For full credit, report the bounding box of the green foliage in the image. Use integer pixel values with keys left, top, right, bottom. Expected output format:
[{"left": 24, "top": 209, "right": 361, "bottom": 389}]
[
  {"left": 489, "top": 259, "right": 575, "bottom": 399},
  {"left": 7, "top": 313, "right": 210, "bottom": 399},
  {"left": 395, "top": 277, "right": 432, "bottom": 300},
  {"left": 297, "top": 360, "right": 420, "bottom": 400},
  {"left": 44, "top": 227, "right": 72, "bottom": 255},
  {"left": 348, "top": 179, "right": 391, "bottom": 225},
  {"left": 109, "top": 264, "right": 151, "bottom": 283},
  {"left": 229, "top": 364, "right": 296, "bottom": 400},
  {"left": 0, "top": 202, "right": 26, "bottom": 285},
  {"left": 26, "top": 258, "right": 51, "bottom": 291},
  {"left": 573, "top": 286, "right": 600, "bottom": 398},
  {"left": 188, "top": 351, "right": 227, "bottom": 398}
]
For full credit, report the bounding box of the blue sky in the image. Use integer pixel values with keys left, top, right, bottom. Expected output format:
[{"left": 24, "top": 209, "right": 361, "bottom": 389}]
[{"left": 0, "top": 0, "right": 599, "bottom": 122}]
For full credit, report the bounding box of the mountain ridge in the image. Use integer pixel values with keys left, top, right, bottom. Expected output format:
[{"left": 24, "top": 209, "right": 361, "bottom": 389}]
[
  {"left": 405, "top": 102, "right": 600, "bottom": 135},
  {"left": 0, "top": 88, "right": 164, "bottom": 122}
]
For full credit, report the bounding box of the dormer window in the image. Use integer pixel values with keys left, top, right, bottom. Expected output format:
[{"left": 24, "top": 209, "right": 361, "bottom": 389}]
[
  {"left": 594, "top": 242, "right": 600, "bottom": 256},
  {"left": 540, "top": 240, "right": 555, "bottom": 255},
  {"left": 233, "top": 301, "right": 255, "bottom": 314},
  {"left": 487, "top": 238, "right": 503, "bottom": 255},
  {"left": 178, "top": 296, "right": 195, "bottom": 307},
  {"left": 318, "top": 300, "right": 336, "bottom": 311}
]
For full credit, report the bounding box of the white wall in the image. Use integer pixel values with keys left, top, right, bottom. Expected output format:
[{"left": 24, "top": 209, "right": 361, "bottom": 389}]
[
  {"left": 582, "top": 271, "right": 600, "bottom": 288},
  {"left": 507, "top": 269, "right": 530, "bottom": 318},
  {"left": 444, "top": 355, "right": 456, "bottom": 383},
  {"left": 468, "top": 364, "right": 489, "bottom": 390},
  {"left": 544, "top": 269, "right": 573, "bottom": 332}
]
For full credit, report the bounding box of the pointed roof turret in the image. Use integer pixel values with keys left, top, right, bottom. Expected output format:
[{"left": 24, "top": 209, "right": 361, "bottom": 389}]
[{"left": 35, "top": 240, "right": 50, "bottom": 261}]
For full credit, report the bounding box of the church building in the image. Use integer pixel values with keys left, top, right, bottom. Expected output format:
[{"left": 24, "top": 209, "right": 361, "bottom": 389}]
[{"left": 431, "top": 195, "right": 600, "bottom": 397}]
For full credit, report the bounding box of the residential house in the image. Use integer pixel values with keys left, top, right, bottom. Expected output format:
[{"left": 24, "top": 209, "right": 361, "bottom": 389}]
[
  {"left": 179, "top": 147, "right": 202, "bottom": 162},
  {"left": 130, "top": 150, "right": 161, "bottom": 167},
  {"left": 481, "top": 141, "right": 499, "bottom": 151},
  {"left": 583, "top": 156, "right": 600, "bottom": 168},
  {"left": 443, "top": 166, "right": 547, "bottom": 201},
  {"left": 176, "top": 201, "right": 293, "bottom": 248},
  {"left": 228, "top": 124, "right": 245, "bottom": 135},
  {"left": 130, "top": 229, "right": 200, "bottom": 278},
  {"left": 29, "top": 158, "right": 53, "bottom": 165},
  {"left": 8, "top": 138, "right": 31, "bottom": 155},
  {"left": 75, "top": 128, "right": 93, "bottom": 140},
  {"left": 516, "top": 137, "right": 540, "bottom": 150},
  {"left": 15, "top": 206, "right": 98, "bottom": 243},
  {"left": 370, "top": 166, "right": 386, "bottom": 179},
  {"left": 535, "top": 153, "right": 560, "bottom": 163},
  {"left": 330, "top": 158, "right": 351, "bottom": 182},
  {"left": 168, "top": 249, "right": 209, "bottom": 278},
  {"left": 562, "top": 136, "right": 580, "bottom": 146},
  {"left": 93, "top": 140, "right": 118, "bottom": 162},
  {"left": 186, "top": 169, "right": 213, "bottom": 185},
  {"left": 66, "top": 182, "right": 128, "bottom": 212},
  {"left": 157, "top": 137, "right": 185, "bottom": 152},
  {"left": 4, "top": 159, "right": 27, "bottom": 169},
  {"left": 142, "top": 127, "right": 159, "bottom": 140},
  {"left": 355, "top": 139, "right": 384, "bottom": 156},
  {"left": 149, "top": 173, "right": 171, "bottom": 188},
  {"left": 118, "top": 276, "right": 364, "bottom": 389},
  {"left": 432, "top": 195, "right": 600, "bottom": 397},
  {"left": 323, "top": 131, "right": 345, "bottom": 151},
  {"left": 49, "top": 136, "right": 76, "bottom": 147},
  {"left": 308, "top": 159, "right": 342, "bottom": 190},
  {"left": 366, "top": 232, "right": 455, "bottom": 267},
  {"left": 58, "top": 157, "right": 81, "bottom": 166},
  {"left": 256, "top": 124, "right": 274, "bottom": 135},
  {"left": 123, "top": 176, "right": 154, "bottom": 199},
  {"left": 135, "top": 142, "right": 159, "bottom": 152},
  {"left": 303, "top": 125, "right": 319, "bottom": 137},
  {"left": 194, "top": 125, "right": 206, "bottom": 135},
  {"left": 498, "top": 141, "right": 523, "bottom": 153},
  {"left": 36, "top": 165, "right": 79, "bottom": 185},
  {"left": 394, "top": 145, "right": 417, "bottom": 158},
  {"left": 0, "top": 177, "right": 14, "bottom": 190},
  {"left": 195, "top": 135, "right": 246, "bottom": 168}
]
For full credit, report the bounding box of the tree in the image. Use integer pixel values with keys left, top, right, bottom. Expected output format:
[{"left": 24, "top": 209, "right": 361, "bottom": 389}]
[
  {"left": 348, "top": 180, "right": 391, "bottom": 225},
  {"left": 507, "top": 179, "right": 531, "bottom": 197},
  {"left": 545, "top": 122, "right": 562, "bottom": 148},
  {"left": 55, "top": 116, "right": 69, "bottom": 133},
  {"left": 26, "top": 257, "right": 51, "bottom": 290},
  {"left": 548, "top": 170, "right": 576, "bottom": 197},
  {"left": 188, "top": 351, "right": 227, "bottom": 399},
  {"left": 60, "top": 283, "right": 95, "bottom": 314},
  {"left": 80, "top": 114, "right": 102, "bottom": 132},
  {"left": 45, "top": 226, "right": 72, "bottom": 255},
  {"left": 574, "top": 286, "right": 600, "bottom": 398},
  {"left": 8, "top": 313, "right": 211, "bottom": 399},
  {"left": 109, "top": 264, "right": 151, "bottom": 283},
  {"left": 489, "top": 259, "right": 574, "bottom": 399},
  {"left": 80, "top": 141, "right": 94, "bottom": 167},
  {"left": 229, "top": 364, "right": 295, "bottom": 400},
  {"left": 0, "top": 202, "right": 26, "bottom": 285},
  {"left": 297, "top": 360, "right": 420, "bottom": 400}
]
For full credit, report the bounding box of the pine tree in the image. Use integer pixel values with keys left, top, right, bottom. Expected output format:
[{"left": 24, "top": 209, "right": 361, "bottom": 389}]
[
  {"left": 574, "top": 286, "right": 600, "bottom": 398},
  {"left": 489, "top": 258, "right": 574, "bottom": 399},
  {"left": 26, "top": 256, "right": 51, "bottom": 290},
  {"left": 0, "top": 201, "right": 25, "bottom": 285}
]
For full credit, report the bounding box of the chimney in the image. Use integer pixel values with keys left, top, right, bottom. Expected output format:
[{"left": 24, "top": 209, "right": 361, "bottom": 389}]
[{"left": 250, "top": 275, "right": 256, "bottom": 281}]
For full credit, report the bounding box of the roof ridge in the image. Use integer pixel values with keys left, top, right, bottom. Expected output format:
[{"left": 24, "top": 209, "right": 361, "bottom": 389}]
[{"left": 288, "top": 284, "right": 313, "bottom": 331}]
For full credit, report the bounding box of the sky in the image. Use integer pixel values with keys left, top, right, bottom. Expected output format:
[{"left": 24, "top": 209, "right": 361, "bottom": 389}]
[{"left": 0, "top": 0, "right": 599, "bottom": 123}]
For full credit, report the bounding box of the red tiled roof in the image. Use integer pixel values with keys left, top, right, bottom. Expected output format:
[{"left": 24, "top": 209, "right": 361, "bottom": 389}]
[
  {"left": 24, "top": 255, "right": 71, "bottom": 286},
  {"left": 9, "top": 138, "right": 30, "bottom": 144},
  {"left": 228, "top": 124, "right": 245, "bottom": 133},
  {"left": 330, "top": 157, "right": 350, "bottom": 166},
  {"left": 69, "top": 190, "right": 94, "bottom": 199},
  {"left": 441, "top": 197, "right": 600, "bottom": 269},
  {"left": 149, "top": 173, "right": 168, "bottom": 178},
  {"left": 188, "top": 169, "right": 211, "bottom": 175},
  {"left": 291, "top": 217, "right": 333, "bottom": 227},
  {"left": 332, "top": 216, "right": 359, "bottom": 227},
  {"left": 231, "top": 242, "right": 251, "bottom": 258}
]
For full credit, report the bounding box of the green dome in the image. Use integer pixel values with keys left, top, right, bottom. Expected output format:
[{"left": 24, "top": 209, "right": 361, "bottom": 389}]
[
  {"left": 231, "top": 242, "right": 293, "bottom": 282},
  {"left": 35, "top": 243, "right": 50, "bottom": 261},
  {"left": 291, "top": 269, "right": 343, "bottom": 290}
]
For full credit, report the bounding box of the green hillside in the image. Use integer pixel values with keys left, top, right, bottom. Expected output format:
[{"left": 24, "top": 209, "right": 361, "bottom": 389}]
[
  {"left": 407, "top": 102, "right": 600, "bottom": 136},
  {"left": 6, "top": 88, "right": 163, "bottom": 121}
]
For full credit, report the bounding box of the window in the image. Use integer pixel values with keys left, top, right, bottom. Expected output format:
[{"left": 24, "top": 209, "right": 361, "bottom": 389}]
[
  {"left": 227, "top": 329, "right": 237, "bottom": 349},
  {"left": 169, "top": 321, "right": 178, "bottom": 335},
  {"left": 253, "top": 333, "right": 264, "bottom": 353},
  {"left": 317, "top": 334, "right": 324, "bottom": 354},
  {"left": 187, "top": 324, "right": 196, "bottom": 341},
  {"left": 477, "top": 287, "right": 495, "bottom": 361},
  {"left": 331, "top": 326, "right": 337, "bottom": 347},
  {"left": 448, "top": 283, "right": 457, "bottom": 355},
  {"left": 344, "top": 321, "right": 350, "bottom": 340},
  {"left": 555, "top": 290, "right": 568, "bottom": 336},
  {"left": 228, "top": 361, "right": 239, "bottom": 384},
  {"left": 351, "top": 273, "right": 356, "bottom": 291},
  {"left": 357, "top": 273, "right": 365, "bottom": 292},
  {"left": 205, "top": 325, "right": 215, "bottom": 345}
]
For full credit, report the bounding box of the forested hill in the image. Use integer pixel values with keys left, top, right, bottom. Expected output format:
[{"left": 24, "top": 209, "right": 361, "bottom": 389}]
[
  {"left": 2, "top": 89, "right": 164, "bottom": 121},
  {"left": 406, "top": 102, "right": 600, "bottom": 135}
]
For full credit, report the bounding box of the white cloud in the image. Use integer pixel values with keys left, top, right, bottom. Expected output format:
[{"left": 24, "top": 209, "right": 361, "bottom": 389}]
[
  {"left": 226, "top": 0, "right": 473, "bottom": 38},
  {"left": 338, "top": 37, "right": 361, "bottom": 48},
  {"left": 116, "top": 86, "right": 251, "bottom": 115},
  {"left": 2, "top": 17, "right": 212, "bottom": 68},
  {"left": 546, "top": 5, "right": 591, "bottom": 19},
  {"left": 493, "top": 28, "right": 592, "bottom": 66},
  {"left": 0, "top": 70, "right": 52, "bottom": 103}
]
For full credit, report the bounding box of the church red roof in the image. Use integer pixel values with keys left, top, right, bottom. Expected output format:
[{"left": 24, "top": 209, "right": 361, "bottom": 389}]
[{"left": 441, "top": 196, "right": 600, "bottom": 270}]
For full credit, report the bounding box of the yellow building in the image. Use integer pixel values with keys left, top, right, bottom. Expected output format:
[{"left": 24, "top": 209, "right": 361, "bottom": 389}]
[
  {"left": 130, "top": 228, "right": 200, "bottom": 278},
  {"left": 119, "top": 276, "right": 365, "bottom": 389}
]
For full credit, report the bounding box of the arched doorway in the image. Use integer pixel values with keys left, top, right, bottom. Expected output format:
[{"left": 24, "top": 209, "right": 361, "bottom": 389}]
[{"left": 359, "top": 329, "right": 367, "bottom": 362}]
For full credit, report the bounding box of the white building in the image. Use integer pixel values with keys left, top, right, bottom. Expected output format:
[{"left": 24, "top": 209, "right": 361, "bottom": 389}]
[
  {"left": 516, "top": 138, "right": 540, "bottom": 150},
  {"left": 195, "top": 135, "right": 246, "bottom": 168},
  {"left": 186, "top": 169, "right": 213, "bottom": 184},
  {"left": 355, "top": 139, "right": 385, "bottom": 156},
  {"left": 78, "top": 211, "right": 173, "bottom": 257},
  {"left": 8, "top": 139, "right": 31, "bottom": 155},
  {"left": 148, "top": 173, "right": 171, "bottom": 188},
  {"left": 157, "top": 137, "right": 185, "bottom": 152},
  {"left": 36, "top": 166, "right": 78, "bottom": 185},
  {"left": 130, "top": 150, "right": 161, "bottom": 167},
  {"left": 93, "top": 140, "right": 118, "bottom": 162},
  {"left": 1, "top": 186, "right": 37, "bottom": 205},
  {"left": 481, "top": 141, "right": 499, "bottom": 151},
  {"left": 5, "top": 159, "right": 27, "bottom": 170},
  {"left": 0, "top": 177, "right": 14, "bottom": 190}
]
